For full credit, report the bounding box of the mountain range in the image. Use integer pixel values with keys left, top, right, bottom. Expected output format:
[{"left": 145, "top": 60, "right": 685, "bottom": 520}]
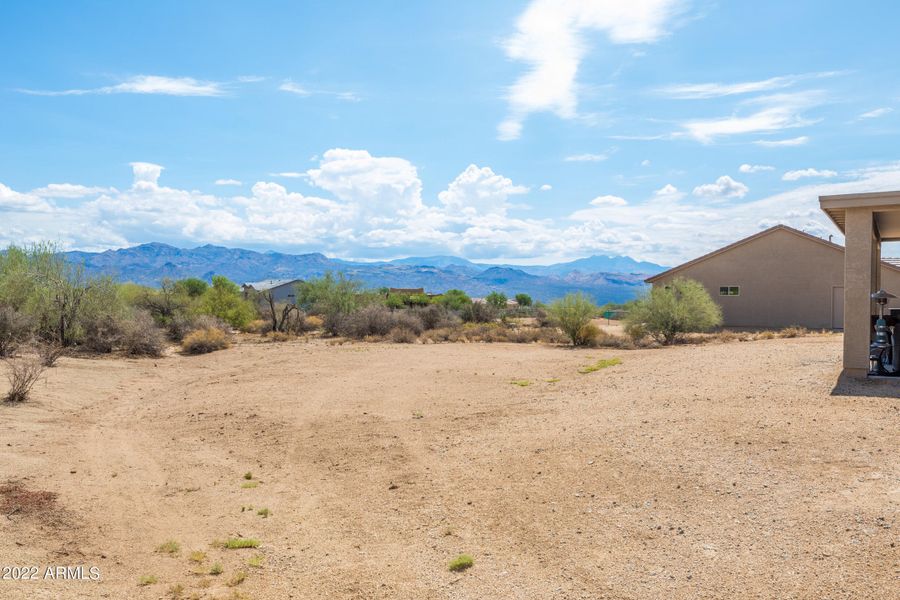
[{"left": 64, "top": 243, "right": 668, "bottom": 304}]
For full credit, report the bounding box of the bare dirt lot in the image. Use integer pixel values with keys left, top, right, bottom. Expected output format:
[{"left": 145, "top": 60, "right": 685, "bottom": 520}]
[{"left": 0, "top": 335, "right": 897, "bottom": 599}]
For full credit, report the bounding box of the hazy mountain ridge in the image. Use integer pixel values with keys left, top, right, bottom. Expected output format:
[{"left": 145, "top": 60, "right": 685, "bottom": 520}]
[{"left": 64, "top": 243, "right": 667, "bottom": 303}]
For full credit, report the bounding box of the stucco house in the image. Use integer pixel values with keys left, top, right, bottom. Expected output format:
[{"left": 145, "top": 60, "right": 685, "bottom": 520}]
[
  {"left": 241, "top": 279, "right": 302, "bottom": 303},
  {"left": 645, "top": 224, "right": 900, "bottom": 330}
]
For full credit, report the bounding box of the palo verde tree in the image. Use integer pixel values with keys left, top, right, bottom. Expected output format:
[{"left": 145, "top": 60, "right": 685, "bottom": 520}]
[{"left": 624, "top": 277, "right": 722, "bottom": 344}]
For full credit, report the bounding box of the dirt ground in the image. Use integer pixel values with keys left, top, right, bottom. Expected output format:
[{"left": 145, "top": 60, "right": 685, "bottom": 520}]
[{"left": 0, "top": 334, "right": 897, "bottom": 599}]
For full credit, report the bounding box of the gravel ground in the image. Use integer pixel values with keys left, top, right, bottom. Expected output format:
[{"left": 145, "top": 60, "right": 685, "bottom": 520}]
[{"left": 0, "top": 334, "right": 896, "bottom": 599}]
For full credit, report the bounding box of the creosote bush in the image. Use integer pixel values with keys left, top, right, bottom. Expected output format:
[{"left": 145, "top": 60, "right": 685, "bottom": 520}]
[
  {"left": 0, "top": 306, "right": 32, "bottom": 357},
  {"left": 3, "top": 356, "right": 46, "bottom": 403},
  {"left": 548, "top": 293, "right": 599, "bottom": 346},
  {"left": 624, "top": 277, "right": 723, "bottom": 344},
  {"left": 182, "top": 328, "right": 230, "bottom": 354},
  {"left": 121, "top": 311, "right": 166, "bottom": 357}
]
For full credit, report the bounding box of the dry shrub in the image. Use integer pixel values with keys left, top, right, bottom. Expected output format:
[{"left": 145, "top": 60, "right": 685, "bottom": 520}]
[
  {"left": 182, "top": 328, "right": 230, "bottom": 354},
  {"left": 780, "top": 326, "right": 808, "bottom": 338},
  {"left": 169, "top": 314, "right": 230, "bottom": 342},
  {"left": 340, "top": 306, "right": 425, "bottom": 339},
  {"left": 420, "top": 323, "right": 567, "bottom": 344},
  {"left": 304, "top": 315, "right": 324, "bottom": 330},
  {"left": 388, "top": 327, "right": 418, "bottom": 343},
  {"left": 3, "top": 356, "right": 46, "bottom": 403},
  {"left": 266, "top": 331, "right": 291, "bottom": 342},
  {"left": 0, "top": 306, "right": 32, "bottom": 357},
  {"left": 121, "top": 311, "right": 166, "bottom": 357},
  {"left": 410, "top": 305, "right": 460, "bottom": 330},
  {"left": 81, "top": 314, "right": 123, "bottom": 353},
  {"left": 242, "top": 319, "right": 270, "bottom": 334},
  {"left": 35, "top": 341, "right": 66, "bottom": 367}
]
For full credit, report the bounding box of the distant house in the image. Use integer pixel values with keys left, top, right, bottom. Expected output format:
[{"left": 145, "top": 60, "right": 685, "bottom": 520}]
[
  {"left": 471, "top": 297, "right": 519, "bottom": 307},
  {"left": 389, "top": 287, "right": 425, "bottom": 295},
  {"left": 645, "top": 224, "right": 900, "bottom": 330},
  {"left": 241, "top": 279, "right": 302, "bottom": 303}
]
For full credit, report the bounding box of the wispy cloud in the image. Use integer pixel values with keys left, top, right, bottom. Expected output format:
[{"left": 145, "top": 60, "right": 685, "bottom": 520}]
[
  {"left": 279, "top": 80, "right": 360, "bottom": 101},
  {"left": 564, "top": 153, "right": 609, "bottom": 162},
  {"left": 657, "top": 71, "right": 839, "bottom": 99},
  {"left": 753, "top": 135, "right": 809, "bottom": 147},
  {"left": 858, "top": 107, "right": 893, "bottom": 119},
  {"left": 782, "top": 168, "right": 837, "bottom": 181},
  {"left": 678, "top": 92, "right": 821, "bottom": 144},
  {"left": 268, "top": 172, "right": 305, "bottom": 178},
  {"left": 497, "top": 0, "right": 686, "bottom": 141},
  {"left": 18, "top": 75, "right": 227, "bottom": 97},
  {"left": 214, "top": 179, "right": 243, "bottom": 186},
  {"left": 590, "top": 195, "right": 627, "bottom": 206},
  {"left": 739, "top": 163, "right": 775, "bottom": 173}
]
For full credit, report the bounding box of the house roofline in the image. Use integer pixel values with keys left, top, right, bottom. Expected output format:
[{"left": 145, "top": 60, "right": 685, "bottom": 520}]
[{"left": 644, "top": 224, "right": 900, "bottom": 284}]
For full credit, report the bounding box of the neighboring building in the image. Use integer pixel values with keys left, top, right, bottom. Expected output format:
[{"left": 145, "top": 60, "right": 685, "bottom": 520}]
[
  {"left": 644, "top": 224, "right": 900, "bottom": 330},
  {"left": 241, "top": 279, "right": 302, "bottom": 303},
  {"left": 388, "top": 287, "right": 425, "bottom": 295}
]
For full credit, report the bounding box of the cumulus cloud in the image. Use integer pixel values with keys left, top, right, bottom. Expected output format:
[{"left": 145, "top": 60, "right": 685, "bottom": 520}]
[
  {"left": 214, "top": 179, "right": 243, "bottom": 186},
  {"left": 692, "top": 175, "right": 748, "bottom": 199},
  {"left": 18, "top": 75, "right": 226, "bottom": 97},
  {"left": 130, "top": 162, "right": 164, "bottom": 187},
  {"left": 540, "top": 184, "right": 553, "bottom": 191},
  {"left": 782, "top": 168, "right": 838, "bottom": 181},
  {"left": 498, "top": 0, "right": 684, "bottom": 140},
  {"left": 653, "top": 183, "right": 684, "bottom": 200},
  {"left": 589, "top": 195, "right": 628, "bottom": 207},
  {"left": 0, "top": 183, "right": 52, "bottom": 212},
  {"left": 739, "top": 163, "right": 775, "bottom": 173},
  {"left": 438, "top": 165, "right": 529, "bottom": 216}
]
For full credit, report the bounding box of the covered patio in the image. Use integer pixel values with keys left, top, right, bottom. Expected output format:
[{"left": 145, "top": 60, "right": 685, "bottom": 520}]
[{"left": 820, "top": 190, "right": 900, "bottom": 377}]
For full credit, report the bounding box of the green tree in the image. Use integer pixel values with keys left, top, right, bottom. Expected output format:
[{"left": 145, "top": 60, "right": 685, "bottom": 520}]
[
  {"left": 624, "top": 277, "right": 722, "bottom": 344},
  {"left": 548, "top": 292, "right": 599, "bottom": 346},
  {"left": 199, "top": 275, "right": 256, "bottom": 328},
  {"left": 514, "top": 293, "right": 532, "bottom": 307},
  {"left": 436, "top": 289, "right": 471, "bottom": 311},
  {"left": 485, "top": 291, "right": 508, "bottom": 309},
  {"left": 296, "top": 273, "right": 364, "bottom": 334},
  {"left": 175, "top": 277, "right": 209, "bottom": 297}
]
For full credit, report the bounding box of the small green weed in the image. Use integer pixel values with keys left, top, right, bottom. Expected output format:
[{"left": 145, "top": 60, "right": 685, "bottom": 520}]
[
  {"left": 225, "top": 538, "right": 260, "bottom": 549},
  {"left": 509, "top": 379, "right": 531, "bottom": 387},
  {"left": 156, "top": 540, "right": 180, "bottom": 555},
  {"left": 248, "top": 555, "right": 264, "bottom": 568},
  {"left": 227, "top": 570, "right": 247, "bottom": 586},
  {"left": 138, "top": 574, "right": 158, "bottom": 586},
  {"left": 209, "top": 563, "right": 223, "bottom": 575},
  {"left": 188, "top": 550, "right": 206, "bottom": 563},
  {"left": 257, "top": 507, "right": 270, "bottom": 518},
  {"left": 578, "top": 357, "right": 622, "bottom": 374},
  {"left": 448, "top": 554, "right": 474, "bottom": 572},
  {"left": 241, "top": 481, "right": 258, "bottom": 489}
]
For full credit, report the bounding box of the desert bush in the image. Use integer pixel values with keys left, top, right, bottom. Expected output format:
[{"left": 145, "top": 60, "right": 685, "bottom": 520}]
[
  {"left": 340, "top": 306, "right": 426, "bottom": 338},
  {"left": 548, "top": 293, "right": 598, "bottom": 346},
  {"left": 182, "top": 328, "right": 230, "bottom": 354},
  {"left": 410, "top": 304, "right": 459, "bottom": 330},
  {"left": 297, "top": 273, "right": 363, "bottom": 334},
  {"left": 393, "top": 311, "right": 425, "bottom": 335},
  {"left": 461, "top": 301, "right": 496, "bottom": 323},
  {"left": 303, "top": 315, "right": 324, "bottom": 330},
  {"left": 242, "top": 319, "right": 270, "bottom": 334},
  {"left": 265, "top": 331, "right": 292, "bottom": 342},
  {"left": 80, "top": 313, "right": 124, "bottom": 353},
  {"left": 0, "top": 306, "right": 32, "bottom": 357},
  {"left": 435, "top": 289, "right": 472, "bottom": 311},
  {"left": 35, "top": 341, "right": 66, "bottom": 367},
  {"left": 625, "top": 277, "right": 723, "bottom": 344},
  {"left": 780, "top": 325, "right": 808, "bottom": 338},
  {"left": 121, "top": 311, "right": 166, "bottom": 357},
  {"left": 485, "top": 291, "right": 508, "bottom": 310},
  {"left": 199, "top": 276, "right": 256, "bottom": 329},
  {"left": 388, "top": 327, "right": 418, "bottom": 343},
  {"left": 168, "top": 314, "right": 230, "bottom": 342},
  {"left": 514, "top": 293, "right": 532, "bottom": 307},
  {"left": 3, "top": 356, "right": 46, "bottom": 402}
]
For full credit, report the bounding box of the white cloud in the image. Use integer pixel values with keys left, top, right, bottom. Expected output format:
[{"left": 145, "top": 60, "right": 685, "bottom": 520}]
[
  {"left": 130, "top": 162, "right": 164, "bottom": 186},
  {"left": 540, "top": 184, "right": 553, "bottom": 191},
  {"left": 640, "top": 159, "right": 651, "bottom": 167},
  {"left": 657, "top": 72, "right": 839, "bottom": 99},
  {"left": 859, "top": 107, "right": 893, "bottom": 119},
  {"left": 590, "top": 195, "right": 627, "bottom": 207},
  {"left": 498, "top": 0, "right": 684, "bottom": 140},
  {"left": 269, "top": 172, "right": 304, "bottom": 178},
  {"left": 679, "top": 92, "right": 820, "bottom": 144},
  {"left": 739, "top": 163, "right": 775, "bottom": 173},
  {"left": 18, "top": 75, "right": 226, "bottom": 97},
  {"left": 438, "top": 165, "right": 529, "bottom": 216},
  {"left": 653, "top": 183, "right": 684, "bottom": 200},
  {"left": 0, "top": 183, "right": 52, "bottom": 212},
  {"left": 692, "top": 175, "right": 748, "bottom": 199},
  {"left": 237, "top": 75, "right": 266, "bottom": 83},
  {"left": 564, "top": 153, "right": 609, "bottom": 162},
  {"left": 279, "top": 80, "right": 360, "bottom": 101},
  {"left": 215, "top": 179, "right": 243, "bottom": 186},
  {"left": 782, "top": 168, "right": 838, "bottom": 181},
  {"left": 31, "top": 183, "right": 115, "bottom": 198},
  {"left": 754, "top": 135, "right": 809, "bottom": 147}
]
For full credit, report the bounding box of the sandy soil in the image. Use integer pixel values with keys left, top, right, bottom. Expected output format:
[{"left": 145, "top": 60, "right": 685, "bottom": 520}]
[{"left": 0, "top": 335, "right": 897, "bottom": 599}]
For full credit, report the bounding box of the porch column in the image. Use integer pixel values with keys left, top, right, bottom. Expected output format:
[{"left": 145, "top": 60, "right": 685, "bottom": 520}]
[{"left": 843, "top": 207, "right": 877, "bottom": 377}]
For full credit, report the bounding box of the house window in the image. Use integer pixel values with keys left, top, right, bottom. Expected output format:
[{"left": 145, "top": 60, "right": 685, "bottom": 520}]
[{"left": 719, "top": 286, "right": 740, "bottom": 296}]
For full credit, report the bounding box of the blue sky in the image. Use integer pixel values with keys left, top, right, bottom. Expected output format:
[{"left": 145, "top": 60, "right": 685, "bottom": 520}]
[{"left": 2, "top": 0, "right": 900, "bottom": 265}]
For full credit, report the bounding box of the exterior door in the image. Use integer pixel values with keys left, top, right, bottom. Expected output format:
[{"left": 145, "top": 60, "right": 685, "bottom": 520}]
[{"left": 832, "top": 286, "right": 844, "bottom": 330}]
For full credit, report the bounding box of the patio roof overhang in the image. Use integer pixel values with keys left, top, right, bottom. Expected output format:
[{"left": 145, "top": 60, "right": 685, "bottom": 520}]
[{"left": 820, "top": 190, "right": 900, "bottom": 241}]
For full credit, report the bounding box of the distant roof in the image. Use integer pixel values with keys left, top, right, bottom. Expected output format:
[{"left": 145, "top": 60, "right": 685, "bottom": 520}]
[
  {"left": 242, "top": 278, "right": 301, "bottom": 291},
  {"left": 645, "top": 224, "right": 900, "bottom": 284}
]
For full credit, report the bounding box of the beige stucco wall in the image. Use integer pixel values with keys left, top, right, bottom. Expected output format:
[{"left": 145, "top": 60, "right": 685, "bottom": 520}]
[{"left": 650, "top": 227, "right": 900, "bottom": 330}]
